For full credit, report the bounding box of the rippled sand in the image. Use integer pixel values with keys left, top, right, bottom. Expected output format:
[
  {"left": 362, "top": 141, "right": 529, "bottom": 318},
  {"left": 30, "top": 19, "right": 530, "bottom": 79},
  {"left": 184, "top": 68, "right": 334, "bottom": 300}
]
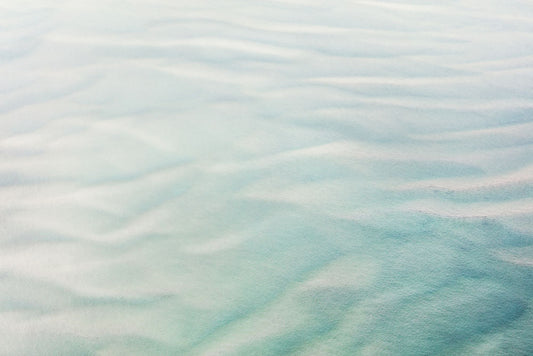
[{"left": 1, "top": 0, "right": 533, "bottom": 355}]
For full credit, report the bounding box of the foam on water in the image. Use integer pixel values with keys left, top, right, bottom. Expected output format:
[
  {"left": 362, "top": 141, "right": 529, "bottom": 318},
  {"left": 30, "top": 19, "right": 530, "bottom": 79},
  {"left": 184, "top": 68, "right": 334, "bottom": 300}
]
[{"left": 1, "top": 0, "right": 533, "bottom": 355}]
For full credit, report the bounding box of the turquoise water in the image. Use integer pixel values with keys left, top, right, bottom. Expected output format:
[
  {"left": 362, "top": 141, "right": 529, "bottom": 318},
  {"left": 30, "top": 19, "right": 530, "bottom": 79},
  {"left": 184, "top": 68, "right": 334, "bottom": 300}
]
[{"left": 1, "top": 0, "right": 533, "bottom": 355}]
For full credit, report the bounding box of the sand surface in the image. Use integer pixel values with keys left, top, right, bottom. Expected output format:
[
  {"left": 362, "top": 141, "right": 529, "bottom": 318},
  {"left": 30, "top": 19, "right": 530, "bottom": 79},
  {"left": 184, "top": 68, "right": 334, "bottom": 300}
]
[{"left": 1, "top": 0, "right": 533, "bottom": 354}]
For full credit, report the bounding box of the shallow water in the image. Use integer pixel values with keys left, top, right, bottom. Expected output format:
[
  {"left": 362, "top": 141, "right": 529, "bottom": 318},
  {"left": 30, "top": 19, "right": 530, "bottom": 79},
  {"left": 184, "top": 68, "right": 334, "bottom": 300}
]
[{"left": 1, "top": 0, "right": 533, "bottom": 355}]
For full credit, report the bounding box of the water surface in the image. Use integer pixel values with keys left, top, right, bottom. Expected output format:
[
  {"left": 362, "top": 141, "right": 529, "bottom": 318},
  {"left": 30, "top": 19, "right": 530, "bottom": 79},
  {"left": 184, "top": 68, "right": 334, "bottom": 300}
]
[{"left": 1, "top": 0, "right": 533, "bottom": 355}]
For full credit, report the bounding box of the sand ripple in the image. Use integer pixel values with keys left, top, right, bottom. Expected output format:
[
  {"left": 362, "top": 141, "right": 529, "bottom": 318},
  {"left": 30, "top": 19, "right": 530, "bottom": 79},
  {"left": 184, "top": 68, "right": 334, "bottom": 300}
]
[{"left": 1, "top": 0, "right": 533, "bottom": 355}]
